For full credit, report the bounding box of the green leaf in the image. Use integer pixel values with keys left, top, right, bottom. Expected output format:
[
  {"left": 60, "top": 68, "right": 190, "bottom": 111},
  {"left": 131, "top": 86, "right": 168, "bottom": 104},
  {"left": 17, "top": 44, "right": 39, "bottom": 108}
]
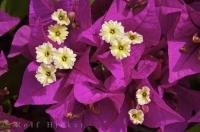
[
  {"left": 187, "top": 124, "right": 200, "bottom": 132},
  {"left": 2, "top": 99, "right": 12, "bottom": 113},
  {"left": 0, "top": 0, "right": 28, "bottom": 18},
  {"left": 0, "top": 56, "right": 28, "bottom": 114}
]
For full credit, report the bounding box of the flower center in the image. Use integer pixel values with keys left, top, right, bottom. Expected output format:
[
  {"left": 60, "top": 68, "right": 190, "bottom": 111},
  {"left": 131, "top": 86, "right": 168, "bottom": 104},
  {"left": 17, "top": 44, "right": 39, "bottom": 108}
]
[
  {"left": 62, "top": 56, "right": 67, "bottom": 62},
  {"left": 118, "top": 45, "right": 124, "bottom": 50},
  {"left": 55, "top": 31, "right": 61, "bottom": 36},
  {"left": 132, "top": 113, "right": 137, "bottom": 118},
  {"left": 110, "top": 29, "right": 115, "bottom": 34},
  {"left": 129, "top": 35, "right": 135, "bottom": 40},
  {"left": 45, "top": 71, "right": 51, "bottom": 76},
  {"left": 58, "top": 15, "right": 64, "bottom": 20},
  {"left": 45, "top": 51, "right": 50, "bottom": 57},
  {"left": 142, "top": 92, "right": 147, "bottom": 97}
]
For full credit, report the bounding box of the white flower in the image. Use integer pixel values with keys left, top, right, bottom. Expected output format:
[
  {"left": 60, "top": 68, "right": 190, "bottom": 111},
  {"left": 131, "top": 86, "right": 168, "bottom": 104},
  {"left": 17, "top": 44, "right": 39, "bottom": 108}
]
[
  {"left": 99, "top": 20, "right": 124, "bottom": 43},
  {"left": 136, "top": 86, "right": 151, "bottom": 105},
  {"left": 126, "top": 31, "right": 143, "bottom": 45},
  {"left": 35, "top": 64, "right": 57, "bottom": 86},
  {"left": 128, "top": 109, "right": 144, "bottom": 125},
  {"left": 48, "top": 24, "right": 69, "bottom": 44},
  {"left": 110, "top": 37, "right": 131, "bottom": 60},
  {"left": 51, "top": 9, "right": 70, "bottom": 26},
  {"left": 35, "top": 42, "right": 55, "bottom": 64},
  {"left": 53, "top": 47, "right": 76, "bottom": 69}
]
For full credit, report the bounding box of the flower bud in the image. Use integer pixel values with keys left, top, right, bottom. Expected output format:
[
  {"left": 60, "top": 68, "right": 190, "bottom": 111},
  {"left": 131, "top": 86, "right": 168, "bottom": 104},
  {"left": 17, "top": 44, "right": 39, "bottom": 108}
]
[
  {"left": 192, "top": 33, "right": 200, "bottom": 44},
  {"left": 68, "top": 11, "right": 76, "bottom": 22},
  {"left": 179, "top": 44, "right": 188, "bottom": 53},
  {"left": 141, "top": 105, "right": 149, "bottom": 113}
]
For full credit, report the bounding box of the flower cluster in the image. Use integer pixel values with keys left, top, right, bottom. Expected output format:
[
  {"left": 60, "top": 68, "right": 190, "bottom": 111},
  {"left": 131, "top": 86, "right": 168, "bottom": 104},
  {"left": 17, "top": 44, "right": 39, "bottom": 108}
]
[
  {"left": 1, "top": 0, "right": 200, "bottom": 132},
  {"left": 35, "top": 9, "right": 77, "bottom": 86},
  {"left": 48, "top": 9, "right": 70, "bottom": 44},
  {"left": 128, "top": 86, "right": 151, "bottom": 124},
  {"left": 100, "top": 20, "right": 143, "bottom": 59}
]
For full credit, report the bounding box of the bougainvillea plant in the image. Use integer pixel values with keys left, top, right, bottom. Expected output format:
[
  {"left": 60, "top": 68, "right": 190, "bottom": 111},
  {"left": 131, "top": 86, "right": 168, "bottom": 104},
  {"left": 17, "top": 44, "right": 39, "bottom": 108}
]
[{"left": 0, "top": 0, "right": 200, "bottom": 132}]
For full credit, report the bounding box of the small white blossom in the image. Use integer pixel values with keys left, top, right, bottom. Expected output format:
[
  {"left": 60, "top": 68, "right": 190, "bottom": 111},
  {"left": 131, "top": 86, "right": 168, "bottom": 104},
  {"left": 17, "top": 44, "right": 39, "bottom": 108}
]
[
  {"left": 128, "top": 109, "right": 144, "bottom": 125},
  {"left": 99, "top": 20, "right": 124, "bottom": 43},
  {"left": 136, "top": 86, "right": 151, "bottom": 105},
  {"left": 51, "top": 9, "right": 70, "bottom": 26},
  {"left": 53, "top": 47, "right": 76, "bottom": 69},
  {"left": 110, "top": 37, "right": 131, "bottom": 60},
  {"left": 125, "top": 31, "right": 143, "bottom": 45},
  {"left": 35, "top": 64, "right": 57, "bottom": 86},
  {"left": 48, "top": 24, "right": 68, "bottom": 44},
  {"left": 35, "top": 42, "right": 55, "bottom": 64}
]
